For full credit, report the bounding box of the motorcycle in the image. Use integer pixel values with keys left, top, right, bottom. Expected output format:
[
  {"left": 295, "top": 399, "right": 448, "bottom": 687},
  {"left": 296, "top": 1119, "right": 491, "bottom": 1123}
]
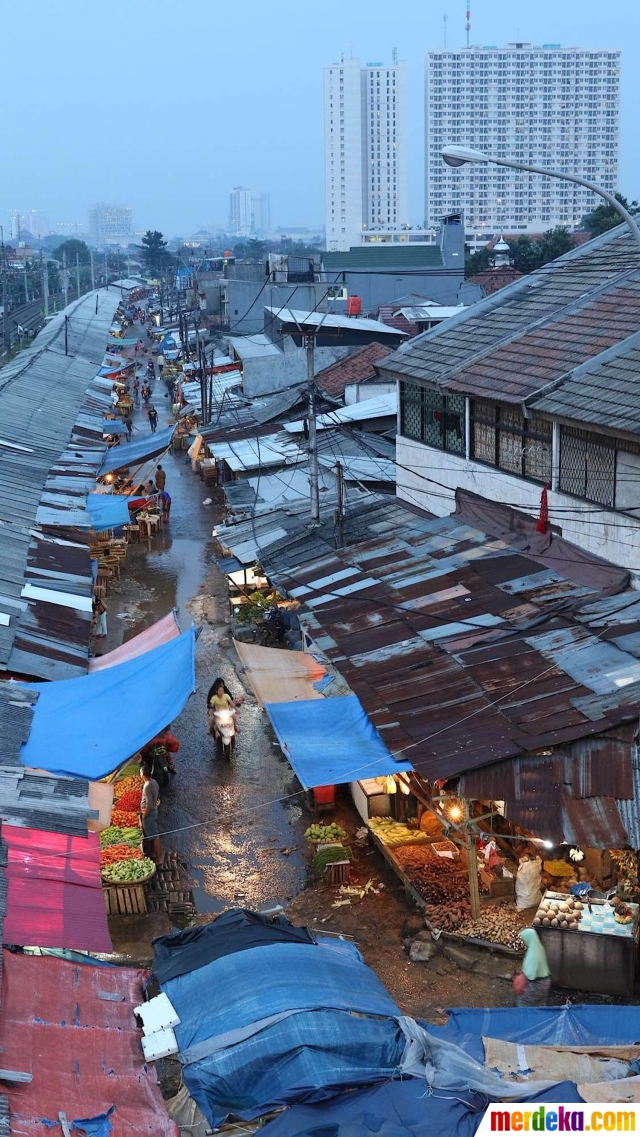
[
  {"left": 141, "top": 742, "right": 171, "bottom": 788},
  {"left": 212, "top": 707, "right": 236, "bottom": 760}
]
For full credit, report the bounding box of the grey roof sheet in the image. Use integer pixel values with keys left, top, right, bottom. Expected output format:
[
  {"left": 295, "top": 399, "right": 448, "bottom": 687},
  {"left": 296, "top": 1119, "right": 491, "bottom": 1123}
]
[
  {"left": 0, "top": 685, "right": 38, "bottom": 765},
  {"left": 531, "top": 331, "right": 640, "bottom": 430},
  {"left": 380, "top": 227, "right": 640, "bottom": 409}
]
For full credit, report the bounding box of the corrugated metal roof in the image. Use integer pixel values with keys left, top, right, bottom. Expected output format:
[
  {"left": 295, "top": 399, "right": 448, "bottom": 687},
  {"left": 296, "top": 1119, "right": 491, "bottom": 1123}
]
[
  {"left": 98, "top": 423, "right": 176, "bottom": 475},
  {"left": 0, "top": 685, "right": 38, "bottom": 765},
  {"left": 0, "top": 767, "right": 97, "bottom": 835}
]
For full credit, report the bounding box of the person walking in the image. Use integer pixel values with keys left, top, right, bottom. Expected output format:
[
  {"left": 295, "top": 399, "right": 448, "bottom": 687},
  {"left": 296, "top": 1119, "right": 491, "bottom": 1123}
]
[
  {"left": 92, "top": 596, "right": 108, "bottom": 637},
  {"left": 155, "top": 465, "right": 166, "bottom": 491},
  {"left": 140, "top": 764, "right": 162, "bottom": 865},
  {"left": 148, "top": 405, "right": 158, "bottom": 433},
  {"left": 513, "top": 928, "right": 552, "bottom": 1007}
]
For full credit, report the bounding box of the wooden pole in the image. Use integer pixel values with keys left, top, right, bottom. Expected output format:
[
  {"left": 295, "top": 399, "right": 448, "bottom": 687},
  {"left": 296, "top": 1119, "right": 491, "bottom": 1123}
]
[{"left": 465, "top": 803, "right": 481, "bottom": 920}]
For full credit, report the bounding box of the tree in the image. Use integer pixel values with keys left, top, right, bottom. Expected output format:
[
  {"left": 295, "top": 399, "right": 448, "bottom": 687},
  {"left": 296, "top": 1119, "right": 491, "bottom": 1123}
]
[
  {"left": 465, "top": 246, "right": 492, "bottom": 276},
  {"left": 581, "top": 193, "right": 640, "bottom": 238},
  {"left": 508, "top": 227, "right": 574, "bottom": 274},
  {"left": 140, "top": 230, "right": 172, "bottom": 274},
  {"left": 52, "top": 238, "right": 91, "bottom": 265},
  {"left": 233, "top": 238, "right": 266, "bottom": 260}
]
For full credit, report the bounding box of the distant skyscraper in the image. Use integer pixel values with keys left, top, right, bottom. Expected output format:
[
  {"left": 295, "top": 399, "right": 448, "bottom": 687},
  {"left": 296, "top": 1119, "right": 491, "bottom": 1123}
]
[
  {"left": 251, "top": 192, "right": 271, "bottom": 235},
  {"left": 324, "top": 56, "right": 408, "bottom": 251},
  {"left": 10, "top": 209, "right": 49, "bottom": 241},
  {"left": 229, "top": 188, "right": 253, "bottom": 236},
  {"left": 88, "top": 202, "right": 132, "bottom": 247},
  {"left": 425, "top": 44, "right": 620, "bottom": 235}
]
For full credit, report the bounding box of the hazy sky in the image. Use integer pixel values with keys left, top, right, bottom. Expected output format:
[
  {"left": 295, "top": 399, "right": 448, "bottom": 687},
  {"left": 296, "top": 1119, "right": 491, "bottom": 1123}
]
[{"left": 1, "top": 0, "right": 638, "bottom": 237}]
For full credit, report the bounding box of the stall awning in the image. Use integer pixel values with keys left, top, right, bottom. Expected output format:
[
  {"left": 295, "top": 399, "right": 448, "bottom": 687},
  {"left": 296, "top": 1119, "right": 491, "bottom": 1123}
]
[
  {"left": 234, "top": 640, "right": 326, "bottom": 705},
  {"left": 88, "top": 611, "right": 181, "bottom": 672},
  {"left": 264, "top": 694, "right": 412, "bottom": 789},
  {"left": 3, "top": 824, "right": 112, "bottom": 952},
  {"left": 20, "top": 627, "right": 197, "bottom": 778},
  {"left": 98, "top": 424, "right": 176, "bottom": 475},
  {"left": 86, "top": 492, "right": 133, "bottom": 532},
  {"left": 103, "top": 419, "right": 128, "bottom": 435},
  {"left": 107, "top": 336, "right": 139, "bottom": 346}
]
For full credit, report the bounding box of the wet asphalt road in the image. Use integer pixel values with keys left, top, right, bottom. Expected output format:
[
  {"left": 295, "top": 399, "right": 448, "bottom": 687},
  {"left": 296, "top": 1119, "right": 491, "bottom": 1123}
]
[{"left": 117, "top": 358, "right": 309, "bottom": 914}]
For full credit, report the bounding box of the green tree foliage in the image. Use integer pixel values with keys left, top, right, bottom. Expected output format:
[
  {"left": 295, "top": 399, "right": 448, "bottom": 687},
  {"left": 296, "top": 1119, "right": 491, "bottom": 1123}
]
[
  {"left": 509, "top": 227, "right": 574, "bottom": 273},
  {"left": 581, "top": 193, "right": 640, "bottom": 238},
  {"left": 232, "top": 238, "right": 266, "bottom": 260},
  {"left": 52, "top": 238, "right": 91, "bottom": 265},
  {"left": 464, "top": 246, "right": 492, "bottom": 276},
  {"left": 140, "top": 230, "right": 172, "bottom": 273}
]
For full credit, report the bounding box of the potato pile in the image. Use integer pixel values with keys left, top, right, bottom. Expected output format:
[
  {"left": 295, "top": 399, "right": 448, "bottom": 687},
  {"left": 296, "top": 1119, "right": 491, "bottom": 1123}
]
[
  {"left": 425, "top": 901, "right": 471, "bottom": 931},
  {"left": 532, "top": 894, "right": 583, "bottom": 930},
  {"left": 457, "top": 906, "right": 528, "bottom": 950},
  {"left": 394, "top": 848, "right": 469, "bottom": 904}
]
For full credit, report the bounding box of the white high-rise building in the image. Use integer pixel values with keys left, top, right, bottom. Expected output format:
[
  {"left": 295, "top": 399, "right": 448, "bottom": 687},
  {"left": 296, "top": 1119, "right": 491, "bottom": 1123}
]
[
  {"left": 229, "top": 188, "right": 253, "bottom": 236},
  {"left": 10, "top": 210, "right": 49, "bottom": 241},
  {"left": 425, "top": 44, "right": 620, "bottom": 237},
  {"left": 324, "top": 57, "right": 408, "bottom": 251},
  {"left": 88, "top": 203, "right": 132, "bottom": 247},
  {"left": 251, "top": 192, "right": 271, "bottom": 235}
]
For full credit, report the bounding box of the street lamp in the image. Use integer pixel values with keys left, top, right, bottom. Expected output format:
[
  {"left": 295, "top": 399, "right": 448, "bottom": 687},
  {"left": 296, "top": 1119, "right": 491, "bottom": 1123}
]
[{"left": 440, "top": 145, "right": 640, "bottom": 252}]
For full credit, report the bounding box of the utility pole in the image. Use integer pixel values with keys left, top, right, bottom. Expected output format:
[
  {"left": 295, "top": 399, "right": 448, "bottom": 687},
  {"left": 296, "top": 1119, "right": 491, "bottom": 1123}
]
[
  {"left": 62, "top": 251, "right": 68, "bottom": 307},
  {"left": 23, "top": 266, "right": 28, "bottom": 304},
  {"left": 0, "top": 226, "right": 9, "bottom": 354},
  {"left": 90, "top": 248, "right": 95, "bottom": 291},
  {"left": 41, "top": 250, "right": 49, "bottom": 317},
  {"left": 306, "top": 333, "right": 320, "bottom": 522},
  {"left": 64, "top": 314, "right": 69, "bottom": 355},
  {"left": 104, "top": 252, "right": 108, "bottom": 289},
  {"left": 335, "top": 461, "right": 344, "bottom": 547},
  {"left": 75, "top": 252, "right": 81, "bottom": 299}
]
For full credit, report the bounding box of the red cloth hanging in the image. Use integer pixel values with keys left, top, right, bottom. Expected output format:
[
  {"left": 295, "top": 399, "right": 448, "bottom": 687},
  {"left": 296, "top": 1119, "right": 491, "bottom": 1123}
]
[{"left": 536, "top": 482, "right": 551, "bottom": 533}]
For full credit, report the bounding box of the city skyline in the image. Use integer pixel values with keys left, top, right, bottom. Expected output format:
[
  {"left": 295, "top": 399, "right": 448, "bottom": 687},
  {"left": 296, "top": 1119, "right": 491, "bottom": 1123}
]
[{"left": 0, "top": 0, "right": 637, "bottom": 236}]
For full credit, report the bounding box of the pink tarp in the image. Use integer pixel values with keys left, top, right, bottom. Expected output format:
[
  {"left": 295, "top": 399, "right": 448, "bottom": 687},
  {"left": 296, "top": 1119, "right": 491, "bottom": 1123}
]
[
  {"left": 88, "top": 611, "right": 181, "bottom": 672},
  {"left": 0, "top": 951, "right": 178, "bottom": 1136},
  {"left": 3, "top": 825, "right": 112, "bottom": 952}
]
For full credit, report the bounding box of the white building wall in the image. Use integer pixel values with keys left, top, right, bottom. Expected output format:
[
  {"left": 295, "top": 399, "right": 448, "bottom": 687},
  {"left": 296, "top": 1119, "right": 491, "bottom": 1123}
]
[
  {"left": 425, "top": 45, "right": 620, "bottom": 235},
  {"left": 229, "top": 188, "right": 253, "bottom": 236},
  {"left": 324, "top": 58, "right": 364, "bottom": 251},
  {"left": 396, "top": 435, "right": 640, "bottom": 581},
  {"left": 362, "top": 63, "right": 409, "bottom": 234}
]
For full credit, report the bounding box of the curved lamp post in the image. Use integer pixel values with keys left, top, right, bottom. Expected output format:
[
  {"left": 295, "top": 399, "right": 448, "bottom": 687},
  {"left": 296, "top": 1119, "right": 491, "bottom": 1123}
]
[{"left": 440, "top": 145, "right": 640, "bottom": 252}]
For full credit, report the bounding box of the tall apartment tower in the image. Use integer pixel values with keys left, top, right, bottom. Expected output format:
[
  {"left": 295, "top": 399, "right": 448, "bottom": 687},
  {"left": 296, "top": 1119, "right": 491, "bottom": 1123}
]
[
  {"left": 425, "top": 44, "right": 620, "bottom": 237},
  {"left": 229, "top": 188, "right": 253, "bottom": 236},
  {"left": 88, "top": 203, "right": 132, "bottom": 247},
  {"left": 324, "top": 56, "right": 408, "bottom": 251}
]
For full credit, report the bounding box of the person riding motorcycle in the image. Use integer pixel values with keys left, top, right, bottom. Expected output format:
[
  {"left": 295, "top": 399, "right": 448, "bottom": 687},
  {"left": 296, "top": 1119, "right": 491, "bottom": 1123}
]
[
  {"left": 139, "top": 728, "right": 180, "bottom": 783},
  {"left": 206, "top": 678, "right": 242, "bottom": 738}
]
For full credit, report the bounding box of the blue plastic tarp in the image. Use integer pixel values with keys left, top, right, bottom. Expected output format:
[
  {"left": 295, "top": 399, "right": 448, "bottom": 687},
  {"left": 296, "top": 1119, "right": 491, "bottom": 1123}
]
[
  {"left": 430, "top": 1005, "right": 640, "bottom": 1064},
  {"left": 86, "top": 493, "right": 132, "bottom": 533},
  {"left": 161, "top": 940, "right": 403, "bottom": 1128},
  {"left": 98, "top": 425, "right": 175, "bottom": 475},
  {"left": 19, "top": 628, "right": 196, "bottom": 778},
  {"left": 263, "top": 694, "right": 412, "bottom": 788},
  {"left": 261, "top": 1080, "right": 585, "bottom": 1137}
]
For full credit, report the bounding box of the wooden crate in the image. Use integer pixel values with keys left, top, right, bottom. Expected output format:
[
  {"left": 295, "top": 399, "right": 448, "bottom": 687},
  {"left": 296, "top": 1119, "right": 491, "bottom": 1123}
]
[
  {"left": 324, "top": 861, "right": 350, "bottom": 886},
  {"left": 102, "top": 881, "right": 147, "bottom": 917}
]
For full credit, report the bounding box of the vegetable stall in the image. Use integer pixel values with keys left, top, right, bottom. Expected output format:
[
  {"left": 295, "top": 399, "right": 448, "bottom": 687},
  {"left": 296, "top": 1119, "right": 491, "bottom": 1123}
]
[{"left": 100, "top": 764, "right": 155, "bottom": 916}]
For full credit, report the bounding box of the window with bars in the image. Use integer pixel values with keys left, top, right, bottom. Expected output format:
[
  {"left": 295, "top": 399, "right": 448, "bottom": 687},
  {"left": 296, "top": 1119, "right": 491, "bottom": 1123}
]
[
  {"left": 559, "top": 425, "right": 640, "bottom": 511},
  {"left": 399, "top": 382, "right": 465, "bottom": 454},
  {"left": 470, "top": 400, "right": 552, "bottom": 483}
]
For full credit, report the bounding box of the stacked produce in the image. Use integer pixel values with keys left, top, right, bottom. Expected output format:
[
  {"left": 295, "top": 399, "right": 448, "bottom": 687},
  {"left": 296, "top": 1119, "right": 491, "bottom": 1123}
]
[
  {"left": 368, "top": 818, "right": 430, "bottom": 848},
  {"left": 314, "top": 846, "right": 353, "bottom": 875},
  {"left": 394, "top": 846, "right": 469, "bottom": 904},
  {"left": 113, "top": 774, "right": 142, "bottom": 801},
  {"left": 101, "top": 857, "right": 156, "bottom": 884},
  {"left": 425, "top": 901, "right": 471, "bottom": 931},
  {"left": 100, "top": 825, "right": 141, "bottom": 848},
  {"left": 114, "top": 788, "right": 143, "bottom": 812},
  {"left": 532, "top": 894, "right": 583, "bottom": 930},
  {"left": 456, "top": 906, "right": 528, "bottom": 950},
  {"left": 304, "top": 823, "right": 346, "bottom": 843},
  {"left": 111, "top": 809, "right": 141, "bottom": 829},
  {"left": 100, "top": 844, "right": 142, "bottom": 869}
]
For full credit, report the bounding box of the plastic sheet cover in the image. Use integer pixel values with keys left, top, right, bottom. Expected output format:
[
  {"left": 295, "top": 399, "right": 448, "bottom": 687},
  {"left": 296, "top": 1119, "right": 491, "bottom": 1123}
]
[
  {"left": 264, "top": 694, "right": 412, "bottom": 789},
  {"left": 19, "top": 628, "right": 196, "bottom": 778},
  {"left": 86, "top": 493, "right": 133, "bottom": 532},
  {"left": 88, "top": 611, "right": 181, "bottom": 672},
  {"left": 233, "top": 639, "right": 327, "bottom": 705}
]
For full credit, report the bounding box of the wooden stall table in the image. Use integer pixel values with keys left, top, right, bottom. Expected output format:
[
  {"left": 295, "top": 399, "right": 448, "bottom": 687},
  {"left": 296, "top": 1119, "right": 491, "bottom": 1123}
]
[{"left": 137, "top": 512, "right": 162, "bottom": 539}]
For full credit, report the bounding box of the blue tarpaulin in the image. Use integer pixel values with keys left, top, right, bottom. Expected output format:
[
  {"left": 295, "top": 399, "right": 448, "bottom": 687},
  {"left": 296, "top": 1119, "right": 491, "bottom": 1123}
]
[
  {"left": 263, "top": 694, "right": 412, "bottom": 788},
  {"left": 261, "top": 1080, "right": 586, "bottom": 1137},
  {"left": 86, "top": 493, "right": 132, "bottom": 533},
  {"left": 19, "top": 628, "right": 196, "bottom": 778},
  {"left": 161, "top": 938, "right": 404, "bottom": 1128},
  {"left": 98, "top": 425, "right": 175, "bottom": 475},
  {"left": 431, "top": 1005, "right": 640, "bottom": 1063},
  {"left": 102, "top": 420, "right": 128, "bottom": 435}
]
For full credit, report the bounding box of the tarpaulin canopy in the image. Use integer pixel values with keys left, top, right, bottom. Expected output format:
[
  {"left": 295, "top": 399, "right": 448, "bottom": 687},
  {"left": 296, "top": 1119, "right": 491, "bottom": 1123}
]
[
  {"left": 3, "top": 824, "right": 112, "bottom": 952},
  {"left": 86, "top": 492, "right": 133, "bottom": 532},
  {"left": 264, "top": 694, "right": 412, "bottom": 789},
  {"left": 0, "top": 952, "right": 177, "bottom": 1137},
  {"left": 233, "top": 639, "right": 326, "bottom": 705},
  {"left": 98, "top": 424, "right": 176, "bottom": 475},
  {"left": 103, "top": 419, "right": 128, "bottom": 435},
  {"left": 159, "top": 931, "right": 403, "bottom": 1129},
  {"left": 88, "top": 611, "right": 181, "bottom": 672},
  {"left": 19, "top": 627, "right": 197, "bottom": 778},
  {"left": 107, "top": 336, "right": 139, "bottom": 346},
  {"left": 261, "top": 1079, "right": 586, "bottom": 1137}
]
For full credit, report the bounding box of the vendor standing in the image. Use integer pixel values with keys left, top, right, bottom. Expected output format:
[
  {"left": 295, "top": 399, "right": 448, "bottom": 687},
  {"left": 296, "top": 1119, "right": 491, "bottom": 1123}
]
[{"left": 140, "top": 764, "right": 162, "bottom": 865}]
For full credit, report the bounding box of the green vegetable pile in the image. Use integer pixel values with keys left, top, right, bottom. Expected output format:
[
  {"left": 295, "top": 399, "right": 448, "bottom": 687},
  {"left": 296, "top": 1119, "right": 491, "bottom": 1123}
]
[
  {"left": 101, "top": 857, "right": 156, "bottom": 883},
  {"left": 314, "top": 845, "right": 352, "bottom": 874},
  {"left": 116, "top": 762, "right": 142, "bottom": 779},
  {"left": 305, "top": 823, "right": 347, "bottom": 842},
  {"left": 100, "top": 826, "right": 141, "bottom": 848}
]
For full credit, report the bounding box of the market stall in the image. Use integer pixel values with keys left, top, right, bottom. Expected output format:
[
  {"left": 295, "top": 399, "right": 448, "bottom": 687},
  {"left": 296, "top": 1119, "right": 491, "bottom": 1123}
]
[{"left": 100, "top": 763, "right": 155, "bottom": 916}]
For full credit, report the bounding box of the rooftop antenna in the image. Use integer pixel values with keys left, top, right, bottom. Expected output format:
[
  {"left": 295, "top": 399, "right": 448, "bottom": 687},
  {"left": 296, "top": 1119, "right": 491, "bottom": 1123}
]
[
  {"left": 392, "top": 45, "right": 398, "bottom": 65},
  {"left": 465, "top": 1, "right": 470, "bottom": 48},
  {"left": 443, "top": 12, "right": 448, "bottom": 47}
]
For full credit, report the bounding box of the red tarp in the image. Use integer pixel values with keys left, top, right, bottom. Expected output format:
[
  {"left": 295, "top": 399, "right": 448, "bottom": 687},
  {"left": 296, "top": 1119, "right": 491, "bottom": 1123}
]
[
  {"left": 88, "top": 611, "right": 181, "bottom": 672},
  {"left": 0, "top": 951, "right": 178, "bottom": 1136},
  {"left": 3, "top": 825, "right": 112, "bottom": 953}
]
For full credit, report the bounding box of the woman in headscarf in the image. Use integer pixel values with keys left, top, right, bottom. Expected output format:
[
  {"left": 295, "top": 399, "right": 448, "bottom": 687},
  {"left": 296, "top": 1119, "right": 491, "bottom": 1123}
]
[{"left": 514, "top": 928, "right": 552, "bottom": 1007}]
